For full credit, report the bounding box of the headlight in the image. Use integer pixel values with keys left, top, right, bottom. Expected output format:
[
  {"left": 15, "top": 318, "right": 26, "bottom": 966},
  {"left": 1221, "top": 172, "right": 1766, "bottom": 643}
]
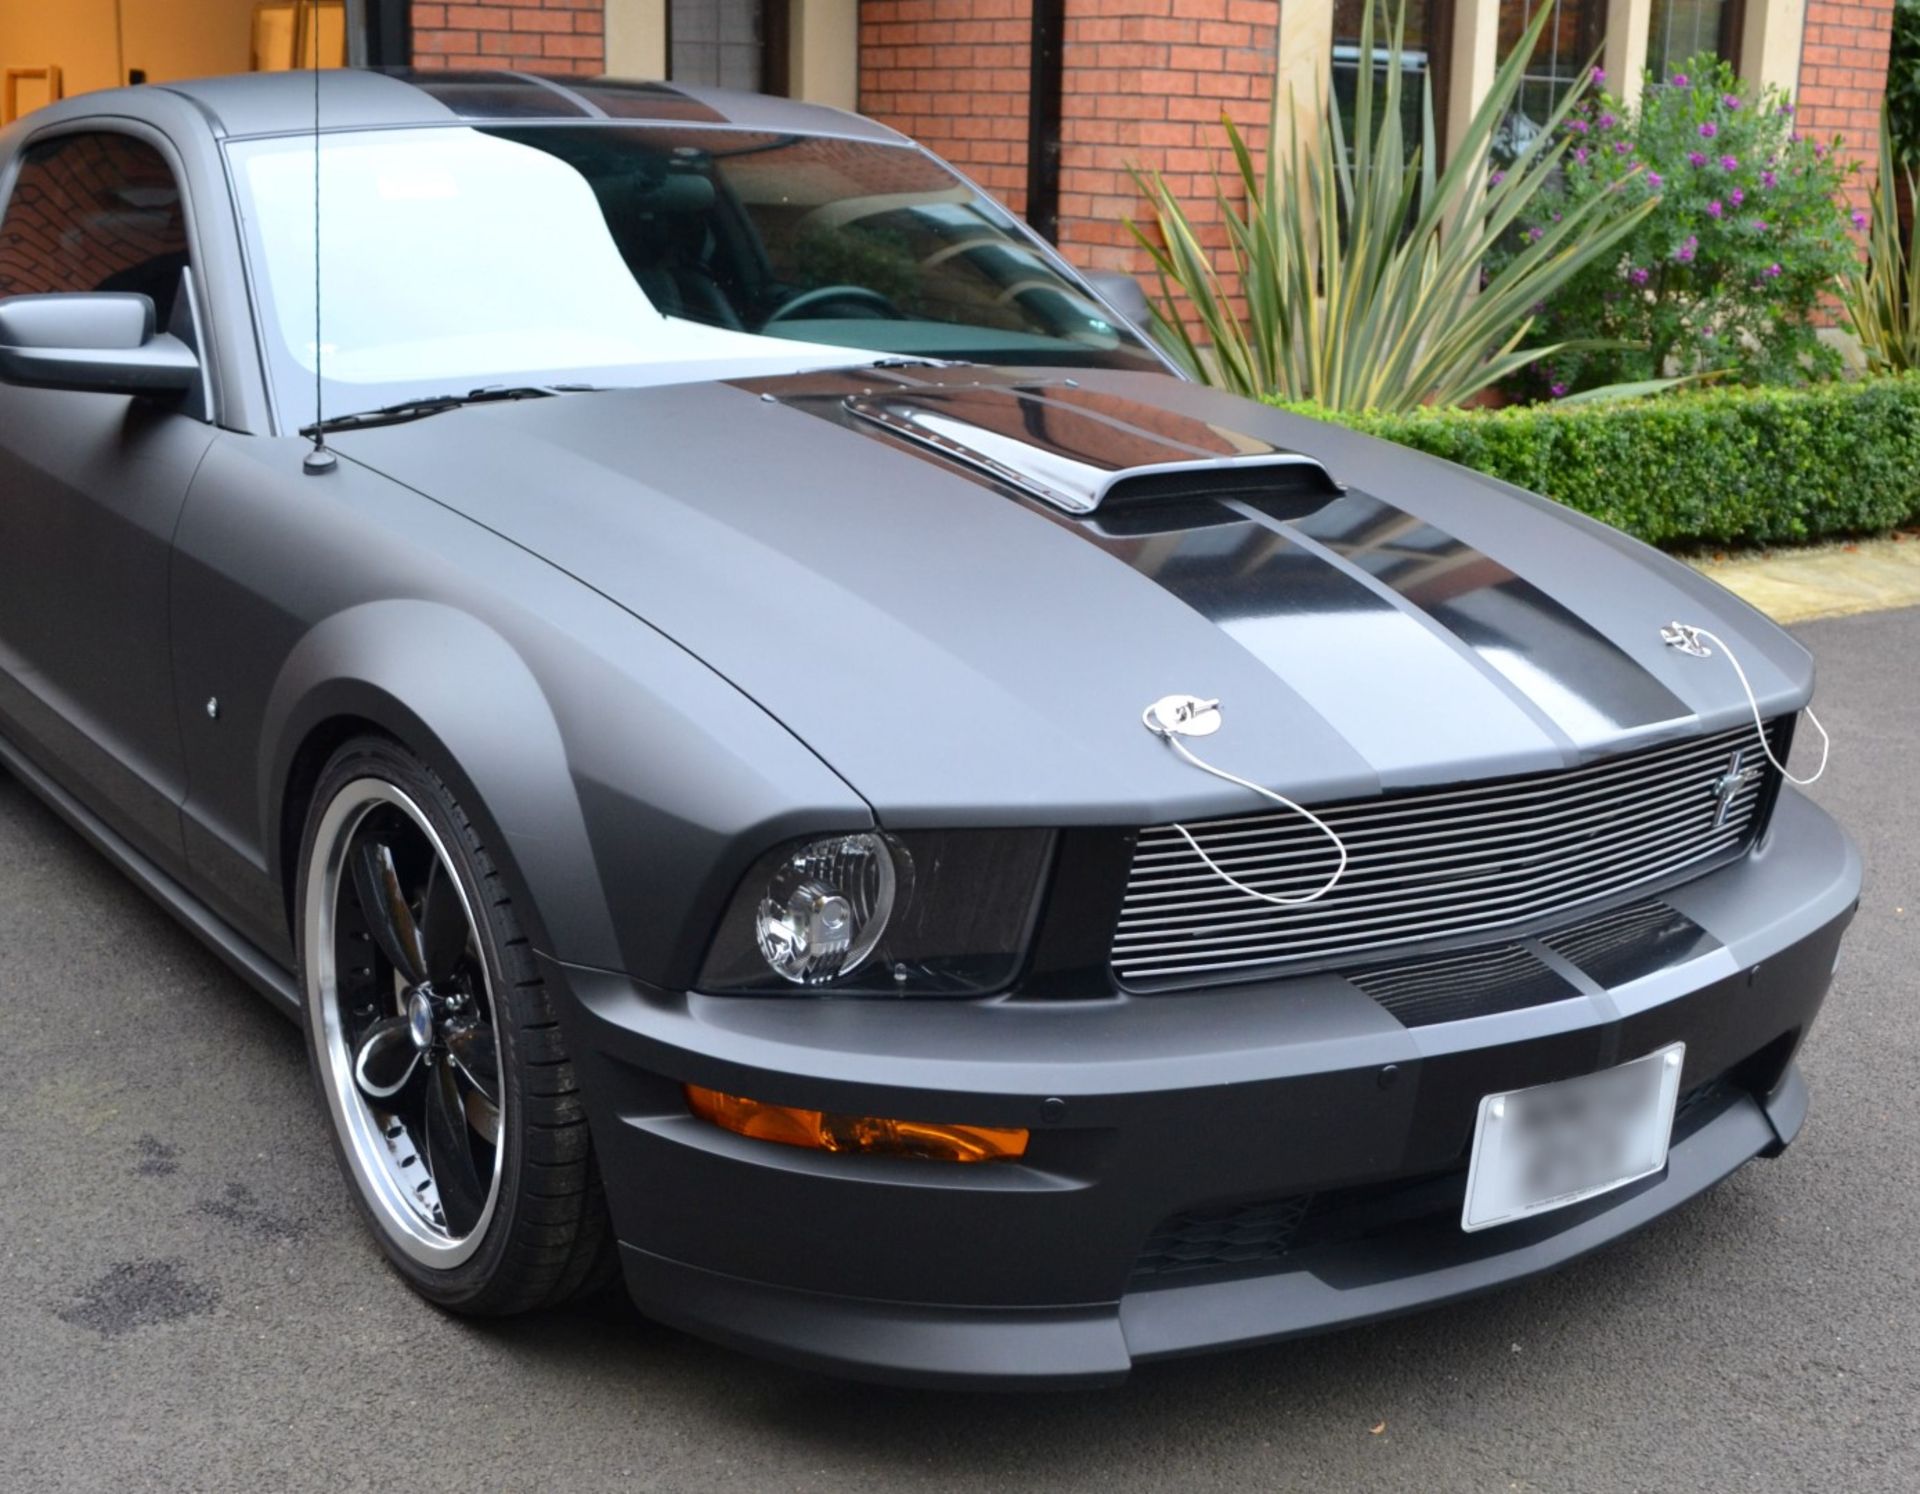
[
  {"left": 754, "top": 832, "right": 897, "bottom": 985},
  {"left": 701, "top": 829, "right": 1053, "bottom": 996}
]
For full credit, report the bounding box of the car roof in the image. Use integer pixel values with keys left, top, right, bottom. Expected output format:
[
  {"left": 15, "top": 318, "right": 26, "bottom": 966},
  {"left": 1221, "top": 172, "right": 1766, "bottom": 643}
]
[{"left": 40, "top": 68, "right": 908, "bottom": 144}]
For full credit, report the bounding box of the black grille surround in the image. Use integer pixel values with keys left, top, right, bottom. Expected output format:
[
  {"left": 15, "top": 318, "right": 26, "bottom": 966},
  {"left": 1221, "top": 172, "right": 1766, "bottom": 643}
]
[{"left": 1113, "top": 720, "right": 1787, "bottom": 990}]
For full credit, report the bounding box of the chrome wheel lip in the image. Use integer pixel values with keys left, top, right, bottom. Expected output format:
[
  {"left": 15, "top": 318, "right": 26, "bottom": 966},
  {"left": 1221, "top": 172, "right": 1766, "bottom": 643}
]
[{"left": 305, "top": 776, "right": 505, "bottom": 1270}]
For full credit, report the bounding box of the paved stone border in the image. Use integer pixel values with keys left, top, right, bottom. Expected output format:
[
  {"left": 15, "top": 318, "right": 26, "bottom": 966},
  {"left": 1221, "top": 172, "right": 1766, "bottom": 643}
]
[{"left": 1688, "top": 535, "right": 1920, "bottom": 624}]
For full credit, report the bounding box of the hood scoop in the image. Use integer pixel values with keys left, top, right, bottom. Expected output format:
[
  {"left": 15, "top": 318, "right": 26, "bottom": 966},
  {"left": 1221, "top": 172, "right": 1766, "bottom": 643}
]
[{"left": 844, "top": 383, "right": 1343, "bottom": 517}]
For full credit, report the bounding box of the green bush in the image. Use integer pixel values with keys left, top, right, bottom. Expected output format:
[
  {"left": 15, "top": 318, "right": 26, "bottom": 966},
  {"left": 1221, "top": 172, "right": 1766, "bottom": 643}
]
[
  {"left": 1275, "top": 377, "right": 1920, "bottom": 546},
  {"left": 1500, "top": 55, "right": 1857, "bottom": 394}
]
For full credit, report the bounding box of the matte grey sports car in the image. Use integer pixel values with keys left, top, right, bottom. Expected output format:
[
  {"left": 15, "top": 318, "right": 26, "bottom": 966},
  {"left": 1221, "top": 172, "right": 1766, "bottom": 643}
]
[{"left": 0, "top": 70, "right": 1859, "bottom": 1387}]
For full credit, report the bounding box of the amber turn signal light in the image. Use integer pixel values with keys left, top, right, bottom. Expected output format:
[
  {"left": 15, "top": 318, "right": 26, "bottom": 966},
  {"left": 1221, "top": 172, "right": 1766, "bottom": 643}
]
[{"left": 684, "top": 1084, "right": 1028, "bottom": 1163}]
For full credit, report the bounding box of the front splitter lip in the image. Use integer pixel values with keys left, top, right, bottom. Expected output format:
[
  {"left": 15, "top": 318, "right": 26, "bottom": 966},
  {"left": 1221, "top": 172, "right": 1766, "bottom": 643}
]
[{"left": 615, "top": 1072, "right": 1803, "bottom": 1390}]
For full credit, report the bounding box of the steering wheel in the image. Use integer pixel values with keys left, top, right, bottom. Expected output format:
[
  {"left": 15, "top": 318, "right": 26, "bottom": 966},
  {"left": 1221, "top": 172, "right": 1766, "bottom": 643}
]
[{"left": 764, "top": 284, "right": 906, "bottom": 324}]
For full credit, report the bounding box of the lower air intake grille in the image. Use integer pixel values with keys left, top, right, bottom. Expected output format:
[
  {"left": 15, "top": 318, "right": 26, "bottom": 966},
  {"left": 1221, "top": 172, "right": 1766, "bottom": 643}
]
[
  {"left": 1129, "top": 1078, "right": 1743, "bottom": 1285},
  {"left": 1113, "top": 721, "right": 1783, "bottom": 989},
  {"left": 1348, "top": 944, "right": 1578, "bottom": 1027},
  {"left": 1131, "top": 1195, "right": 1315, "bottom": 1280}
]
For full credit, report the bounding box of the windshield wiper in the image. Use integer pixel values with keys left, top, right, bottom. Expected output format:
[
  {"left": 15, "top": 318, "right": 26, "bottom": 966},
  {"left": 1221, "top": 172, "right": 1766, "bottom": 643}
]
[{"left": 301, "top": 383, "right": 603, "bottom": 437}]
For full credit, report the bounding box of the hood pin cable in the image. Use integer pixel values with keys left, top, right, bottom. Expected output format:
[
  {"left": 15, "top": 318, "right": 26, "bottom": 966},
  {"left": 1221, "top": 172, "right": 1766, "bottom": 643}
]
[
  {"left": 1142, "top": 695, "right": 1349, "bottom": 906},
  {"left": 1661, "top": 622, "right": 1830, "bottom": 786}
]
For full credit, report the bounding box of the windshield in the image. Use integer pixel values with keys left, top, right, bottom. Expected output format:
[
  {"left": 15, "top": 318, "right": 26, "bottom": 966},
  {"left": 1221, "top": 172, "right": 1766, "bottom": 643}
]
[{"left": 226, "top": 125, "right": 1160, "bottom": 429}]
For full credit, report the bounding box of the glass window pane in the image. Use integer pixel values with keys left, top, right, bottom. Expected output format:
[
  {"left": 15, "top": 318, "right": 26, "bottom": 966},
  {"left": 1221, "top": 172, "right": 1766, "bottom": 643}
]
[
  {"left": 1646, "top": 0, "right": 1734, "bottom": 78},
  {"left": 1330, "top": 0, "right": 1439, "bottom": 159},
  {"left": 225, "top": 125, "right": 1159, "bottom": 426},
  {"left": 671, "top": 0, "right": 765, "bottom": 92},
  {"left": 1497, "top": 0, "right": 1603, "bottom": 155}
]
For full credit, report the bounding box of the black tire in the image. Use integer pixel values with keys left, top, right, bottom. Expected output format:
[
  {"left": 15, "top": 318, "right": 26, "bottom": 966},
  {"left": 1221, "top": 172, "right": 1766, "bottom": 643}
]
[{"left": 295, "top": 734, "right": 615, "bottom": 1314}]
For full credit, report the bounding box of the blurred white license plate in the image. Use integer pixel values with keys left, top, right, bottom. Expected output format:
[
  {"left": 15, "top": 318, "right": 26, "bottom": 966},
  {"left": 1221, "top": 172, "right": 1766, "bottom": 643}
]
[{"left": 1462, "top": 1043, "right": 1686, "bottom": 1232}]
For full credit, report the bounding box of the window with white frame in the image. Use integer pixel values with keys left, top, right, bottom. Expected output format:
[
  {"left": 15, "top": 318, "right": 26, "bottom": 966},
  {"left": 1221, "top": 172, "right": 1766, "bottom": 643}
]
[
  {"left": 1330, "top": 0, "right": 1448, "bottom": 157},
  {"left": 1496, "top": 0, "right": 1605, "bottom": 155},
  {"left": 1645, "top": 0, "right": 1742, "bottom": 80},
  {"left": 670, "top": 0, "right": 772, "bottom": 92}
]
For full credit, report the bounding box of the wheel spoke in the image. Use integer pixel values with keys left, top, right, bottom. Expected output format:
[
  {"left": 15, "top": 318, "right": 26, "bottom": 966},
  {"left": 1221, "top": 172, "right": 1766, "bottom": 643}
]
[
  {"left": 443, "top": 1022, "right": 500, "bottom": 1107},
  {"left": 353, "top": 1017, "right": 421, "bottom": 1100},
  {"left": 419, "top": 858, "right": 470, "bottom": 986},
  {"left": 423, "top": 1060, "right": 487, "bottom": 1236},
  {"left": 462, "top": 1085, "right": 502, "bottom": 1146},
  {"left": 351, "top": 839, "right": 429, "bottom": 987}
]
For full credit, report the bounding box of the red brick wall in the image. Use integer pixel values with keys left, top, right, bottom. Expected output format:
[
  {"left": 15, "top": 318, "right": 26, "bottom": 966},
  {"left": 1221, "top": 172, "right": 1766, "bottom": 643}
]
[
  {"left": 859, "top": 0, "right": 1276, "bottom": 290},
  {"left": 1055, "top": 0, "right": 1276, "bottom": 278},
  {"left": 410, "top": 0, "right": 606, "bottom": 75},
  {"left": 859, "top": 0, "right": 1035, "bottom": 213},
  {"left": 1797, "top": 0, "right": 1897, "bottom": 223}
]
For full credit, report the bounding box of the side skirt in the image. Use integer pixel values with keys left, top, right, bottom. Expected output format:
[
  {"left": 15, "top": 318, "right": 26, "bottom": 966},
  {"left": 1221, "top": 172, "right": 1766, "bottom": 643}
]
[{"left": 0, "top": 725, "right": 302, "bottom": 1021}]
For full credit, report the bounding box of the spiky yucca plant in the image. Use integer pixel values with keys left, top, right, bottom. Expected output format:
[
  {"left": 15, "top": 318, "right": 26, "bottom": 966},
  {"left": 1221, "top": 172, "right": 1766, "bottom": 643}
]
[
  {"left": 1130, "top": 3, "right": 1656, "bottom": 412},
  {"left": 1840, "top": 114, "right": 1920, "bottom": 371}
]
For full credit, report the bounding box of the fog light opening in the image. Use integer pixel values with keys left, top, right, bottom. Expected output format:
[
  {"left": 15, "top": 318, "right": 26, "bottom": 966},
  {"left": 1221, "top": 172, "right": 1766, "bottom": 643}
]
[{"left": 683, "top": 1085, "right": 1028, "bottom": 1163}]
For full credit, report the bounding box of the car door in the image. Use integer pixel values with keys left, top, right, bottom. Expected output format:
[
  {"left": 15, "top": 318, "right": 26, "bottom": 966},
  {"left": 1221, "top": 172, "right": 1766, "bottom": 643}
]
[{"left": 0, "top": 125, "right": 218, "bottom": 872}]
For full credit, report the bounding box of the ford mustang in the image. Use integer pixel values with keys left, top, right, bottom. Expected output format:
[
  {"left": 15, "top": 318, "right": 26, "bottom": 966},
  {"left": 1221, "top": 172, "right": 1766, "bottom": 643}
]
[{"left": 0, "top": 70, "right": 1859, "bottom": 1386}]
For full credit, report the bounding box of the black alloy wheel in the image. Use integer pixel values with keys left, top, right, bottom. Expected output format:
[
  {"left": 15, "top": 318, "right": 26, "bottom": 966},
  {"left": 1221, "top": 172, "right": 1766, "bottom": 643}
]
[{"left": 297, "top": 736, "right": 613, "bottom": 1312}]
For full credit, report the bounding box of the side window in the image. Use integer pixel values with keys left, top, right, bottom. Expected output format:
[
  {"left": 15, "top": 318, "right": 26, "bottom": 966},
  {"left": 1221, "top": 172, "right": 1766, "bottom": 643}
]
[{"left": 0, "top": 132, "right": 190, "bottom": 326}]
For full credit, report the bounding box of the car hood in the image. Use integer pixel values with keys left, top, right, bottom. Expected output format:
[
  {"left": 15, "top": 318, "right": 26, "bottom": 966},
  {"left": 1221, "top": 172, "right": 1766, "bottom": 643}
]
[{"left": 331, "top": 367, "right": 1813, "bottom": 825}]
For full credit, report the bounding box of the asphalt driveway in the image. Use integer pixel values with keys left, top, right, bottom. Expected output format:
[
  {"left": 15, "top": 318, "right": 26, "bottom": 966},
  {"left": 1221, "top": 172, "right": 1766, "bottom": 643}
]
[{"left": 2, "top": 607, "right": 1914, "bottom": 1493}]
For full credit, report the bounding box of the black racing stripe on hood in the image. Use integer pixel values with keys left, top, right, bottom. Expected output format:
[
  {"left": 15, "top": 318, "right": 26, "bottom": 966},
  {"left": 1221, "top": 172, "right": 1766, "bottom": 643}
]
[
  {"left": 758, "top": 372, "right": 1673, "bottom": 758},
  {"left": 1019, "top": 501, "right": 1574, "bottom": 772},
  {"left": 1062, "top": 510, "right": 1398, "bottom": 633},
  {"left": 1286, "top": 492, "right": 1691, "bottom": 738}
]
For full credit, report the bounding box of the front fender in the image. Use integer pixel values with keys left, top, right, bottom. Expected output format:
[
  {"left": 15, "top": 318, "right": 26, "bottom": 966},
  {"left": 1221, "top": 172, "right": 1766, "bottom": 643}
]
[
  {"left": 261, "top": 598, "right": 619, "bottom": 968},
  {"left": 260, "top": 591, "right": 876, "bottom": 988}
]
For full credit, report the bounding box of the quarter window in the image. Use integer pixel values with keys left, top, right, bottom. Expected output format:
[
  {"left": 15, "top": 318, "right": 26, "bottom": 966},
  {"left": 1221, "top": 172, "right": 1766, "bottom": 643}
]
[{"left": 0, "top": 132, "right": 189, "bottom": 326}]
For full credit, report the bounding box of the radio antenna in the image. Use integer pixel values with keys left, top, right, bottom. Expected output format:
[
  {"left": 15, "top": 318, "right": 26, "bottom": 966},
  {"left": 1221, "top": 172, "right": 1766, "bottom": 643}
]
[{"left": 302, "top": 0, "right": 336, "bottom": 476}]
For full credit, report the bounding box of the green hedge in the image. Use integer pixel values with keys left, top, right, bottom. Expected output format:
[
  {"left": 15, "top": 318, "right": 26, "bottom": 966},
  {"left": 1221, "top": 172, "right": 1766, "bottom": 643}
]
[{"left": 1273, "top": 375, "right": 1920, "bottom": 547}]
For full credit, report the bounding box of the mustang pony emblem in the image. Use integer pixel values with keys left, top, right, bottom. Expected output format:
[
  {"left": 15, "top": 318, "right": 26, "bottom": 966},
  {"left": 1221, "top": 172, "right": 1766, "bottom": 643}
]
[{"left": 1712, "top": 748, "right": 1765, "bottom": 828}]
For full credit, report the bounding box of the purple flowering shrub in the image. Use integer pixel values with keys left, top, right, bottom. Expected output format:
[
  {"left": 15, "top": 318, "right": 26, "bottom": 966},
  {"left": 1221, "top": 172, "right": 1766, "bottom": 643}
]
[{"left": 1503, "top": 55, "right": 1856, "bottom": 394}]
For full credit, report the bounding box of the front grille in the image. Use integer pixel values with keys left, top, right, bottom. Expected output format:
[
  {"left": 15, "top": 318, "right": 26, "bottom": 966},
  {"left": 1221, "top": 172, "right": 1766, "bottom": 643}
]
[{"left": 1113, "top": 721, "right": 1782, "bottom": 988}]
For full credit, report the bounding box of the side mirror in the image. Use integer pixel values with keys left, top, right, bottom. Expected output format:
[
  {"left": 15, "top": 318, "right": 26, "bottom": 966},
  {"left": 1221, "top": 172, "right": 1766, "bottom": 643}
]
[
  {"left": 1083, "top": 270, "right": 1154, "bottom": 334},
  {"left": 0, "top": 292, "right": 201, "bottom": 396}
]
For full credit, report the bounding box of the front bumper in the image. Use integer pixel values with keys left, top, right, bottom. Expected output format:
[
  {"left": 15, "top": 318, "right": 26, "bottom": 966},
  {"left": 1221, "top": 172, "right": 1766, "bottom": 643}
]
[{"left": 549, "top": 789, "right": 1859, "bottom": 1387}]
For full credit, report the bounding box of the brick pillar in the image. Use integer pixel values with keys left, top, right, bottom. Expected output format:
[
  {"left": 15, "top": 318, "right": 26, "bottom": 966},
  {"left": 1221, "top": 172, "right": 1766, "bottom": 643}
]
[
  {"left": 858, "top": 0, "right": 1280, "bottom": 252},
  {"left": 859, "top": 0, "right": 1035, "bottom": 214},
  {"left": 410, "top": 0, "right": 607, "bottom": 75},
  {"left": 1797, "top": 0, "right": 1897, "bottom": 225},
  {"left": 1054, "top": 0, "right": 1278, "bottom": 280}
]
